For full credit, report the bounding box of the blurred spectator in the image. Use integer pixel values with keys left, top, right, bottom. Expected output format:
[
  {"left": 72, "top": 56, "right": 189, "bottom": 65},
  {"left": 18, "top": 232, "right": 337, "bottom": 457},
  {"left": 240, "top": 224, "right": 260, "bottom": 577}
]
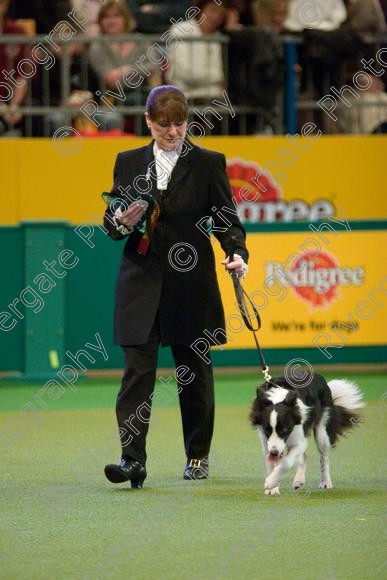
[
  {"left": 252, "top": 0, "right": 289, "bottom": 32},
  {"left": 224, "top": 0, "right": 256, "bottom": 30},
  {"left": 344, "top": 0, "right": 386, "bottom": 34},
  {"left": 38, "top": 41, "right": 99, "bottom": 135},
  {"left": 226, "top": 0, "right": 289, "bottom": 133},
  {"left": 21, "top": 0, "right": 100, "bottom": 135},
  {"left": 70, "top": 0, "right": 103, "bottom": 36},
  {"left": 232, "top": 0, "right": 255, "bottom": 26},
  {"left": 381, "top": 0, "right": 387, "bottom": 24},
  {"left": 126, "top": 0, "right": 191, "bottom": 33},
  {"left": 339, "top": 75, "right": 387, "bottom": 133},
  {"left": 284, "top": 0, "right": 347, "bottom": 31},
  {"left": 285, "top": 0, "right": 363, "bottom": 105},
  {"left": 166, "top": 0, "right": 228, "bottom": 101},
  {"left": 224, "top": 4, "right": 243, "bottom": 31},
  {"left": 0, "top": 0, "right": 28, "bottom": 136},
  {"left": 342, "top": 1, "right": 386, "bottom": 100},
  {"left": 88, "top": 0, "right": 153, "bottom": 131},
  {"left": 8, "top": 0, "right": 71, "bottom": 33}
]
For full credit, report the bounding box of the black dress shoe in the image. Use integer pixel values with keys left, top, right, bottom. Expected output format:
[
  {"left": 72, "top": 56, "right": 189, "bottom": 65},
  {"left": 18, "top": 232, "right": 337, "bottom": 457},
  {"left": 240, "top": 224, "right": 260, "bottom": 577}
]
[
  {"left": 183, "top": 456, "right": 209, "bottom": 480},
  {"left": 104, "top": 458, "right": 147, "bottom": 488}
]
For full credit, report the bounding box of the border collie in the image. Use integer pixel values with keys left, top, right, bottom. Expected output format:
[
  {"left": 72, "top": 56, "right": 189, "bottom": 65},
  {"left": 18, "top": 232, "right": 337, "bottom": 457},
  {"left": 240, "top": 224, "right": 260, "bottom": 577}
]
[{"left": 250, "top": 373, "right": 364, "bottom": 495}]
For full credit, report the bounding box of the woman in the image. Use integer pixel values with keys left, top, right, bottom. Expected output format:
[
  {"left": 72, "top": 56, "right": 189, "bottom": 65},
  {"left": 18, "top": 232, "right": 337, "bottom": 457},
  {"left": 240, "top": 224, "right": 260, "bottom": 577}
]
[
  {"left": 166, "top": 0, "right": 229, "bottom": 102},
  {"left": 0, "top": 0, "right": 28, "bottom": 136},
  {"left": 88, "top": 0, "right": 155, "bottom": 130},
  {"left": 103, "top": 85, "right": 248, "bottom": 487}
]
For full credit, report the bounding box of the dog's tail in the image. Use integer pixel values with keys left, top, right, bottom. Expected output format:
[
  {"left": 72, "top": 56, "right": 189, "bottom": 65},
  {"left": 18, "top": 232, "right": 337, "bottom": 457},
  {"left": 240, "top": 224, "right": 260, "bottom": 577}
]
[{"left": 328, "top": 379, "right": 365, "bottom": 434}]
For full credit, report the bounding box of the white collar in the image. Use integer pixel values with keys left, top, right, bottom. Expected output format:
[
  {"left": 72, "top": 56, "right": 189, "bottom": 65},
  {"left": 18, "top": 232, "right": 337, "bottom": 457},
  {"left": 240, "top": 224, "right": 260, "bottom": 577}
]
[
  {"left": 153, "top": 142, "right": 181, "bottom": 160},
  {"left": 153, "top": 142, "right": 181, "bottom": 191}
]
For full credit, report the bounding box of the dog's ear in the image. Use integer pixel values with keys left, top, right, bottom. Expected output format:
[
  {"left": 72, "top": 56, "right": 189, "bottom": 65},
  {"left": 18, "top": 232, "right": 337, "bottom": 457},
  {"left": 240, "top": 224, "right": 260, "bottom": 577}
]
[
  {"left": 250, "top": 389, "right": 271, "bottom": 425},
  {"left": 284, "top": 390, "right": 297, "bottom": 406},
  {"left": 256, "top": 388, "right": 272, "bottom": 407}
]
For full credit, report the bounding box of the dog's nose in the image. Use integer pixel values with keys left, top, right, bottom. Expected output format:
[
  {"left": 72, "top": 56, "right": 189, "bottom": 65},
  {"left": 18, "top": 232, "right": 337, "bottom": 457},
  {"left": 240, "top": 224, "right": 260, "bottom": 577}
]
[{"left": 270, "top": 449, "right": 279, "bottom": 456}]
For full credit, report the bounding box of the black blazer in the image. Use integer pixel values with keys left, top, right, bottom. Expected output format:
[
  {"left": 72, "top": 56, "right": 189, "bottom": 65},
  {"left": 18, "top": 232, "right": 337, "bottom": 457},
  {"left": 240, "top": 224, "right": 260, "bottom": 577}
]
[{"left": 104, "top": 140, "right": 248, "bottom": 346}]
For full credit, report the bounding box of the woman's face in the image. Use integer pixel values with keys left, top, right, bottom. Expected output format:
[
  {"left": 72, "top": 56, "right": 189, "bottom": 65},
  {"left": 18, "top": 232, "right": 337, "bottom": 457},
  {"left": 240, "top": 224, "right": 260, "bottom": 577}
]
[
  {"left": 200, "top": 5, "right": 227, "bottom": 33},
  {"left": 100, "top": 8, "right": 126, "bottom": 35},
  {"left": 145, "top": 113, "right": 187, "bottom": 151},
  {"left": 0, "top": 1, "right": 10, "bottom": 19},
  {"left": 270, "top": 1, "right": 288, "bottom": 32}
]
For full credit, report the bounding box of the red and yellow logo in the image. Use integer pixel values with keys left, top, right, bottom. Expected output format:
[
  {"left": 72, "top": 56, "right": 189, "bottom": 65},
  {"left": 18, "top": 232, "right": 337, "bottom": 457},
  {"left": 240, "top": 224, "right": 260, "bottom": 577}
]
[
  {"left": 226, "top": 157, "right": 280, "bottom": 203},
  {"left": 226, "top": 158, "right": 335, "bottom": 223},
  {"left": 265, "top": 251, "right": 365, "bottom": 308}
]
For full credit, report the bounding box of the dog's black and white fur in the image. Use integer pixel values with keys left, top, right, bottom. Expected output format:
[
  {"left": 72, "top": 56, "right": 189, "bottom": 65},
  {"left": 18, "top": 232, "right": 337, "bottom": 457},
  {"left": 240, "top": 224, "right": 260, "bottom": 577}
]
[{"left": 250, "top": 373, "right": 364, "bottom": 495}]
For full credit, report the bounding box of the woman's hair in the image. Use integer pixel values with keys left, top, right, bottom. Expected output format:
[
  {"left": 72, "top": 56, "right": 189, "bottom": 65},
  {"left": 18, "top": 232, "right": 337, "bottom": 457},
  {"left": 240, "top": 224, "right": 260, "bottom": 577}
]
[
  {"left": 194, "top": 0, "right": 231, "bottom": 11},
  {"left": 98, "top": 0, "right": 136, "bottom": 33},
  {"left": 145, "top": 85, "right": 189, "bottom": 123},
  {"left": 253, "top": 0, "right": 289, "bottom": 27}
]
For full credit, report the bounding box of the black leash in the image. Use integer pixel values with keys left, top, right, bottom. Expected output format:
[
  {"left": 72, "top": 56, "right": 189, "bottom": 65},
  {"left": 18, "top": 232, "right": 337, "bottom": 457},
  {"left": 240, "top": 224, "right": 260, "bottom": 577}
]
[{"left": 228, "top": 240, "right": 272, "bottom": 383}]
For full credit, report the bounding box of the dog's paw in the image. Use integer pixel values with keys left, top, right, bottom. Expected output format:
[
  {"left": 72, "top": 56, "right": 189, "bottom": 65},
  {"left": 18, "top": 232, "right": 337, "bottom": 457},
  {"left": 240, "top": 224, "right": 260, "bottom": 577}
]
[
  {"left": 293, "top": 481, "right": 304, "bottom": 490},
  {"left": 319, "top": 480, "right": 333, "bottom": 489},
  {"left": 265, "top": 475, "right": 278, "bottom": 490},
  {"left": 265, "top": 486, "right": 280, "bottom": 496}
]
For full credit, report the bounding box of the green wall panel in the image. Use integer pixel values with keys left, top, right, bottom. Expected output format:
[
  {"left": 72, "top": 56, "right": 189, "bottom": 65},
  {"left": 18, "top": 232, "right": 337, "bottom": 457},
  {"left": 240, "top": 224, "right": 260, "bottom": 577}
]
[
  {"left": 1, "top": 225, "right": 386, "bottom": 374},
  {"left": 210, "top": 345, "right": 387, "bottom": 367},
  {"left": 23, "top": 223, "right": 67, "bottom": 378},
  {"left": 64, "top": 227, "right": 123, "bottom": 369},
  {"left": 0, "top": 228, "right": 24, "bottom": 371}
]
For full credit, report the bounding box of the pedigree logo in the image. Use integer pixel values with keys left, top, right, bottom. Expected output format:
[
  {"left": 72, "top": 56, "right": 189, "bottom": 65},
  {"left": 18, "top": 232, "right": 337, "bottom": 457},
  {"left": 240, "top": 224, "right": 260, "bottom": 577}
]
[
  {"left": 265, "top": 251, "right": 365, "bottom": 307},
  {"left": 226, "top": 158, "right": 335, "bottom": 223}
]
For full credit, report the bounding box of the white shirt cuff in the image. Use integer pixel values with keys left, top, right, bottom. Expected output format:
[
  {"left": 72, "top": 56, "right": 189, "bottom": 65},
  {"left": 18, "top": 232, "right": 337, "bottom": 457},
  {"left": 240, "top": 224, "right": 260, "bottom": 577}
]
[{"left": 113, "top": 207, "right": 134, "bottom": 236}]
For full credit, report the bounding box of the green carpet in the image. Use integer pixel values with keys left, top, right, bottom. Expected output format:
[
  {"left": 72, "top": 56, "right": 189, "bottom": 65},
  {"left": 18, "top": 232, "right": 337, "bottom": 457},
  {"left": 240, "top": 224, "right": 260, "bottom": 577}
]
[{"left": 0, "top": 373, "right": 385, "bottom": 579}]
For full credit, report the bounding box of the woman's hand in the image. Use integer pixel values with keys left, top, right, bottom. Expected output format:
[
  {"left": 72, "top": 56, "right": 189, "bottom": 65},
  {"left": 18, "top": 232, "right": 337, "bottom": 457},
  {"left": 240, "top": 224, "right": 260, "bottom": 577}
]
[
  {"left": 221, "top": 253, "right": 248, "bottom": 279},
  {"left": 105, "top": 66, "right": 131, "bottom": 89},
  {"left": 3, "top": 106, "right": 22, "bottom": 126},
  {"left": 116, "top": 203, "right": 147, "bottom": 228}
]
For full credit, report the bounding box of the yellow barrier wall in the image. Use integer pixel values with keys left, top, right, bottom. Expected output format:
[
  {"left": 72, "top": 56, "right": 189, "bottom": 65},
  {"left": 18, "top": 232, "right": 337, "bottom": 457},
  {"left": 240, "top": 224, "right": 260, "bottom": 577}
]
[
  {"left": 1, "top": 136, "right": 387, "bottom": 225},
  {"left": 1, "top": 136, "right": 386, "bottom": 356}
]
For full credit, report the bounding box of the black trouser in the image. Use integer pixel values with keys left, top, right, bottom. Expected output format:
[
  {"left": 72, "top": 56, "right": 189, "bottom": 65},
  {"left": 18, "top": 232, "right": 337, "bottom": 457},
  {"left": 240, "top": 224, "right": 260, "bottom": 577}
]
[{"left": 116, "top": 319, "right": 214, "bottom": 466}]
